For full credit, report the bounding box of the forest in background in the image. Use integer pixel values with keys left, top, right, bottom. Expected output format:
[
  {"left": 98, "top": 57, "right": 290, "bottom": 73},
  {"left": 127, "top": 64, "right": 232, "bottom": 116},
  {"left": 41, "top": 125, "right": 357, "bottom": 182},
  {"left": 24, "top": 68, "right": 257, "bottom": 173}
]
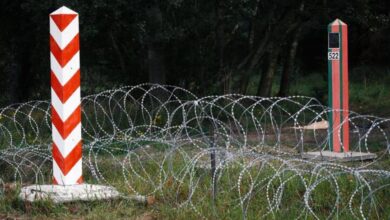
[{"left": 0, "top": 0, "right": 389, "bottom": 115}]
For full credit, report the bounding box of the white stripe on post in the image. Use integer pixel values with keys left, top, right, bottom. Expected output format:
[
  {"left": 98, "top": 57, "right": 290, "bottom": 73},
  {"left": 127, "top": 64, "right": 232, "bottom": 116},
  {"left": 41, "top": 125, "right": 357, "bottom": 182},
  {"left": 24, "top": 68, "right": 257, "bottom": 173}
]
[{"left": 50, "top": 6, "right": 83, "bottom": 185}]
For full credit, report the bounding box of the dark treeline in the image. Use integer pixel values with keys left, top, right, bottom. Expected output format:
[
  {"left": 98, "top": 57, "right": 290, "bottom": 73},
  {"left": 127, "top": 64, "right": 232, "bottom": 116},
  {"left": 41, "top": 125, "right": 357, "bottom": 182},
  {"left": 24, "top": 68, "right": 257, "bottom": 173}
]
[{"left": 0, "top": 0, "right": 389, "bottom": 105}]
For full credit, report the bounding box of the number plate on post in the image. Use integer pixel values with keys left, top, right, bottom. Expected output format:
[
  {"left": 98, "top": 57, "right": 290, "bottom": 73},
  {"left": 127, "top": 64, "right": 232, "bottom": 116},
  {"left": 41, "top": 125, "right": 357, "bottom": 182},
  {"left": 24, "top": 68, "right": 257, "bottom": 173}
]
[{"left": 328, "top": 52, "right": 340, "bottom": 60}]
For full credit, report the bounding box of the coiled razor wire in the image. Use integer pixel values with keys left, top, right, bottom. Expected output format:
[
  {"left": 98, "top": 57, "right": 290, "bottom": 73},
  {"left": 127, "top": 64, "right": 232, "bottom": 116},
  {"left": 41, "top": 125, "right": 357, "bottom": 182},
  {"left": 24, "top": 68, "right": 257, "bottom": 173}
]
[{"left": 0, "top": 84, "right": 389, "bottom": 219}]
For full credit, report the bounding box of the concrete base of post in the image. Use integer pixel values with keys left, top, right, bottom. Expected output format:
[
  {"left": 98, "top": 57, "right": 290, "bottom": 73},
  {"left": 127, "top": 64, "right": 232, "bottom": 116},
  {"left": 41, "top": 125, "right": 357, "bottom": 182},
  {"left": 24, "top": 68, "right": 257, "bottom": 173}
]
[
  {"left": 302, "top": 150, "right": 377, "bottom": 162},
  {"left": 19, "top": 184, "right": 121, "bottom": 203}
]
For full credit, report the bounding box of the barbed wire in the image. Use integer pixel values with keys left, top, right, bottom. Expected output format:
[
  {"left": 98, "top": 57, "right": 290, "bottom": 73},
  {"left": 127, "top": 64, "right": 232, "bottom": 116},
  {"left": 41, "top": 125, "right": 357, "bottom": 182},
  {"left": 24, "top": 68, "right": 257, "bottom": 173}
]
[{"left": 0, "top": 84, "right": 389, "bottom": 219}]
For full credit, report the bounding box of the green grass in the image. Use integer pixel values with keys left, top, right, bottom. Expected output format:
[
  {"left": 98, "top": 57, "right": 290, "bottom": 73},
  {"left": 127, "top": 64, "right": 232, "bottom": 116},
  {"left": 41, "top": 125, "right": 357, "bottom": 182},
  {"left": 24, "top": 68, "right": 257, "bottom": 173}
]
[
  {"left": 1, "top": 149, "right": 390, "bottom": 219},
  {"left": 0, "top": 191, "right": 149, "bottom": 219}
]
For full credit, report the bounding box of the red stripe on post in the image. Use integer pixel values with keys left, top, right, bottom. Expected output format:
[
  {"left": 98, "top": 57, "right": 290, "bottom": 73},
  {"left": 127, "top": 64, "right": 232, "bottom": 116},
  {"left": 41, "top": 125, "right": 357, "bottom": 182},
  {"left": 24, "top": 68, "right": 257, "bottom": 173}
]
[
  {"left": 52, "top": 141, "right": 82, "bottom": 175},
  {"left": 76, "top": 176, "right": 84, "bottom": 184},
  {"left": 51, "top": 69, "right": 80, "bottom": 103},
  {"left": 50, "top": 34, "right": 80, "bottom": 67},
  {"left": 51, "top": 105, "right": 81, "bottom": 139},
  {"left": 53, "top": 177, "right": 58, "bottom": 185},
  {"left": 341, "top": 24, "right": 349, "bottom": 152},
  {"left": 51, "top": 14, "right": 77, "bottom": 31}
]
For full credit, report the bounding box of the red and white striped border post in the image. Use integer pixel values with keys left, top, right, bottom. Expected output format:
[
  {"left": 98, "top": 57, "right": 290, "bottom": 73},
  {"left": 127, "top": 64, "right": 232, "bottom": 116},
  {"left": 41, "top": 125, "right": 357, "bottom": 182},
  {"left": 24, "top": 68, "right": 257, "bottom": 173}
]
[
  {"left": 50, "top": 6, "right": 83, "bottom": 185},
  {"left": 18, "top": 6, "right": 122, "bottom": 203},
  {"left": 328, "top": 19, "right": 349, "bottom": 153}
]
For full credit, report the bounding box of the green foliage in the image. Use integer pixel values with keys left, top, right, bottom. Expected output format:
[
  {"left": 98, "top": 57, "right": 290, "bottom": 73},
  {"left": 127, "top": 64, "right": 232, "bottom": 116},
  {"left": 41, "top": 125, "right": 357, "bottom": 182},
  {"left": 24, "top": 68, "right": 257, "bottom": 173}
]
[
  {"left": 281, "top": 67, "right": 390, "bottom": 116},
  {"left": 290, "top": 73, "right": 328, "bottom": 101},
  {"left": 0, "top": 0, "right": 389, "bottom": 106}
]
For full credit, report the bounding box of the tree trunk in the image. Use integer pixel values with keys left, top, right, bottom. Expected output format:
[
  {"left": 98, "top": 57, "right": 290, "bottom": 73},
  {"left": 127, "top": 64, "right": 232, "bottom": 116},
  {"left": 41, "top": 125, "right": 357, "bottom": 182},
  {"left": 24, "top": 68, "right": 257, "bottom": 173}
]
[
  {"left": 239, "top": 72, "right": 250, "bottom": 94},
  {"left": 237, "top": 0, "right": 262, "bottom": 94},
  {"left": 19, "top": 45, "right": 32, "bottom": 101},
  {"left": 278, "top": 27, "right": 301, "bottom": 96},
  {"left": 6, "top": 43, "right": 32, "bottom": 103},
  {"left": 238, "top": 30, "right": 271, "bottom": 94},
  {"left": 215, "top": 0, "right": 224, "bottom": 72},
  {"left": 248, "top": 0, "right": 261, "bottom": 50},
  {"left": 215, "top": 0, "right": 226, "bottom": 92},
  {"left": 146, "top": 0, "right": 166, "bottom": 85},
  {"left": 7, "top": 50, "right": 21, "bottom": 103},
  {"left": 109, "top": 32, "right": 127, "bottom": 76},
  {"left": 257, "top": 45, "right": 279, "bottom": 97},
  {"left": 278, "top": 1, "right": 305, "bottom": 96},
  {"left": 147, "top": 42, "right": 166, "bottom": 84}
]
